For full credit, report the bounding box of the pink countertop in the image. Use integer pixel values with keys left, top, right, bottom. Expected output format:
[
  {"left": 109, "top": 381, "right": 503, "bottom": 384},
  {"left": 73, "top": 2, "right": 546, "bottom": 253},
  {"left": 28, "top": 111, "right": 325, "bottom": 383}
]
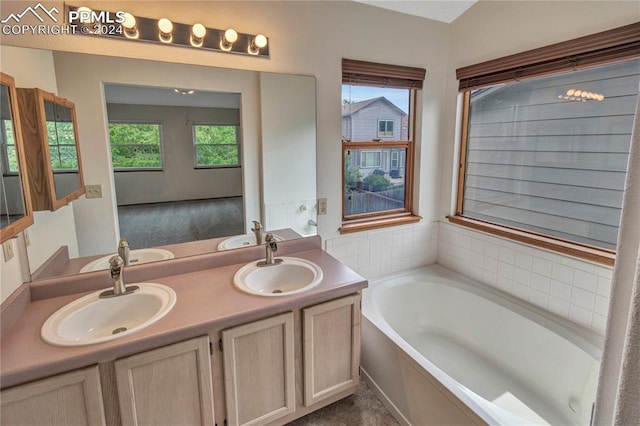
[{"left": 0, "top": 242, "right": 366, "bottom": 389}]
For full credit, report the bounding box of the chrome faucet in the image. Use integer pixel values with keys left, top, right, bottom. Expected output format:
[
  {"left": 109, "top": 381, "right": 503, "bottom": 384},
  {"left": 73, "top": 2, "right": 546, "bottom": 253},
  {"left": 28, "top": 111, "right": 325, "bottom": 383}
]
[
  {"left": 308, "top": 219, "right": 317, "bottom": 227},
  {"left": 251, "top": 220, "right": 263, "bottom": 245},
  {"left": 118, "top": 238, "right": 130, "bottom": 266},
  {"left": 257, "top": 233, "right": 283, "bottom": 267},
  {"left": 99, "top": 255, "right": 139, "bottom": 298}
]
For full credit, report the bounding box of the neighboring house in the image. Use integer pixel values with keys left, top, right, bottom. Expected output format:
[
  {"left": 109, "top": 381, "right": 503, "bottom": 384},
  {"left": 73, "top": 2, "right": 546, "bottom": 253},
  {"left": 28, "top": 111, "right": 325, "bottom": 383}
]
[{"left": 342, "top": 97, "right": 407, "bottom": 178}]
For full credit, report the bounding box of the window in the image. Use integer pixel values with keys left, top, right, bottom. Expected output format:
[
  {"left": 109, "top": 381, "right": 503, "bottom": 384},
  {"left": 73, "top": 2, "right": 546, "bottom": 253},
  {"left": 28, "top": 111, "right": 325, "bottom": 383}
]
[
  {"left": 0, "top": 115, "right": 17, "bottom": 173},
  {"left": 193, "top": 124, "right": 239, "bottom": 167},
  {"left": 108, "top": 122, "right": 162, "bottom": 169},
  {"left": 341, "top": 58, "right": 425, "bottom": 232},
  {"left": 361, "top": 151, "right": 382, "bottom": 168},
  {"left": 453, "top": 23, "right": 640, "bottom": 264},
  {"left": 377, "top": 119, "right": 394, "bottom": 138}
]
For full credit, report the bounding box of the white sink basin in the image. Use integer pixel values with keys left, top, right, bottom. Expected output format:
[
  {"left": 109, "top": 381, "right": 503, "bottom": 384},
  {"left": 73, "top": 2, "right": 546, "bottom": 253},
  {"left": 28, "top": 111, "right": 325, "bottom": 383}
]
[
  {"left": 217, "top": 233, "right": 284, "bottom": 251},
  {"left": 233, "top": 257, "right": 323, "bottom": 296},
  {"left": 79, "top": 248, "right": 174, "bottom": 273},
  {"left": 41, "top": 283, "right": 177, "bottom": 347}
]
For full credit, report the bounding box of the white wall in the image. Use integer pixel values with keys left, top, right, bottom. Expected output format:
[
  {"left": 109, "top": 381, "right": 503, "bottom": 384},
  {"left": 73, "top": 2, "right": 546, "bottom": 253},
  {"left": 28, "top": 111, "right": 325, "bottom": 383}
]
[{"left": 0, "top": 45, "right": 79, "bottom": 299}]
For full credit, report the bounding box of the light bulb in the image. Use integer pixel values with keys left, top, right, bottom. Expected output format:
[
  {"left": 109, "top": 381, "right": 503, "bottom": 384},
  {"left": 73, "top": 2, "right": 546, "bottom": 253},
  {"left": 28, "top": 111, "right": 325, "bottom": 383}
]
[
  {"left": 77, "top": 6, "right": 94, "bottom": 24},
  {"left": 254, "top": 34, "right": 267, "bottom": 48},
  {"left": 225, "top": 28, "right": 238, "bottom": 43},
  {"left": 220, "top": 28, "right": 238, "bottom": 51},
  {"left": 158, "top": 18, "right": 173, "bottom": 43},
  {"left": 191, "top": 23, "right": 206, "bottom": 47},
  {"left": 122, "top": 12, "right": 138, "bottom": 38},
  {"left": 248, "top": 34, "right": 268, "bottom": 55}
]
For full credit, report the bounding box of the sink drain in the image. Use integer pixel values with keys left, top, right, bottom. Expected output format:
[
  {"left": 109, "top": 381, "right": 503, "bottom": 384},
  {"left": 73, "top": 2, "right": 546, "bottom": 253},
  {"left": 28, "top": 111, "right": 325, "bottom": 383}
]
[
  {"left": 112, "top": 327, "right": 128, "bottom": 335},
  {"left": 272, "top": 289, "right": 283, "bottom": 294}
]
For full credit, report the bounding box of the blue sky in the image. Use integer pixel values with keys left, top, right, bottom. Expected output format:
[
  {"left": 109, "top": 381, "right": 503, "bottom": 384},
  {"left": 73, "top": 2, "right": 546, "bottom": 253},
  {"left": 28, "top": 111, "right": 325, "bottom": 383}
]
[{"left": 341, "top": 85, "right": 409, "bottom": 114}]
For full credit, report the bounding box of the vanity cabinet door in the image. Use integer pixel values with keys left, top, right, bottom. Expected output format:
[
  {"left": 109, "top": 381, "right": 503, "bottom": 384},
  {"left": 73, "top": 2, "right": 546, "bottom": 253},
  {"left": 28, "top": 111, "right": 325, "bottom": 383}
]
[
  {"left": 0, "top": 365, "right": 106, "bottom": 426},
  {"left": 114, "top": 336, "right": 215, "bottom": 426},
  {"left": 222, "top": 312, "right": 295, "bottom": 426},
  {"left": 303, "top": 293, "right": 361, "bottom": 406}
]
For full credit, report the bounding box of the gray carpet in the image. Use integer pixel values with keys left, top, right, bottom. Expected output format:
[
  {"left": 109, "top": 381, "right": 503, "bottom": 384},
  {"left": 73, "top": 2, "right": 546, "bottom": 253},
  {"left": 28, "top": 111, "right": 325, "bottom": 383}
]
[
  {"left": 117, "top": 197, "right": 244, "bottom": 249},
  {"left": 287, "top": 382, "right": 400, "bottom": 426}
]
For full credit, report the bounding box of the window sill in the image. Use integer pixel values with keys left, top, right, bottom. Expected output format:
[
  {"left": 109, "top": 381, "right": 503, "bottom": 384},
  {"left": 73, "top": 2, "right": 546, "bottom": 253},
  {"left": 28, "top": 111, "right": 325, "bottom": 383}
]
[
  {"left": 447, "top": 215, "right": 615, "bottom": 267},
  {"left": 339, "top": 214, "right": 422, "bottom": 234}
]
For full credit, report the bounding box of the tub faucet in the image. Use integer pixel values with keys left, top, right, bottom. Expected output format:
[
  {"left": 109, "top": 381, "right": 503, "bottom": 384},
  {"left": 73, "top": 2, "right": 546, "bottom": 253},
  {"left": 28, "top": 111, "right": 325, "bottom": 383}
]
[
  {"left": 99, "top": 255, "right": 139, "bottom": 298},
  {"left": 118, "top": 238, "right": 130, "bottom": 266},
  {"left": 258, "top": 233, "right": 283, "bottom": 267},
  {"left": 308, "top": 219, "right": 317, "bottom": 227},
  {"left": 251, "top": 220, "right": 263, "bottom": 245}
]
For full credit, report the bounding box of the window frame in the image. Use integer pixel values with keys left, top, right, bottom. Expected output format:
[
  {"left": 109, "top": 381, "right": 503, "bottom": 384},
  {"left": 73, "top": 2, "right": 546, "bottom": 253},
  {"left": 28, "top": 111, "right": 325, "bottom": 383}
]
[
  {"left": 360, "top": 150, "right": 382, "bottom": 169},
  {"left": 192, "top": 123, "right": 241, "bottom": 169},
  {"left": 108, "top": 121, "right": 164, "bottom": 172},
  {"left": 340, "top": 58, "right": 426, "bottom": 233},
  {"left": 450, "top": 23, "right": 640, "bottom": 266}
]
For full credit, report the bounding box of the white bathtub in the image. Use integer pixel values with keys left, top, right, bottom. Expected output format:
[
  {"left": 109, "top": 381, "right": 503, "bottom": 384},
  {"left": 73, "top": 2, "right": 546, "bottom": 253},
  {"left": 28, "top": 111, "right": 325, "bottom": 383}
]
[{"left": 361, "top": 265, "right": 603, "bottom": 426}]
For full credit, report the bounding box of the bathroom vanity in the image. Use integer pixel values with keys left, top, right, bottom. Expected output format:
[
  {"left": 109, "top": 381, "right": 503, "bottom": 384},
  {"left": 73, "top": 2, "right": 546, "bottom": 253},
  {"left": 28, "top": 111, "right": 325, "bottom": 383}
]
[{"left": 0, "top": 237, "right": 366, "bottom": 426}]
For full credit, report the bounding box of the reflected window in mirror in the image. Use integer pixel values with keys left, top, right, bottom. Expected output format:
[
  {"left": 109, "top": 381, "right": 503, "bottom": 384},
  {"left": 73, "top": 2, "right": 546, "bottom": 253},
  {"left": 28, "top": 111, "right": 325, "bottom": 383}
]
[
  {"left": 0, "top": 72, "right": 33, "bottom": 242},
  {"left": 193, "top": 124, "right": 240, "bottom": 168},
  {"left": 45, "top": 101, "right": 79, "bottom": 170},
  {"left": 108, "top": 122, "right": 163, "bottom": 170}
]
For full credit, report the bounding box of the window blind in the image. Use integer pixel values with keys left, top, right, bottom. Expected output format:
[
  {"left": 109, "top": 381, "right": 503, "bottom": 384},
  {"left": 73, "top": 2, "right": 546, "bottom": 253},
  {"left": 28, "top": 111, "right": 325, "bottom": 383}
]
[
  {"left": 342, "top": 58, "right": 426, "bottom": 89},
  {"left": 457, "top": 22, "right": 640, "bottom": 91}
]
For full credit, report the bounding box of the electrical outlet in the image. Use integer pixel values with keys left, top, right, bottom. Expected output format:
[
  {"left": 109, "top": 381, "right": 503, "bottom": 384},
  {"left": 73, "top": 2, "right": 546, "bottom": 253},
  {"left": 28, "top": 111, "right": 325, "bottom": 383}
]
[
  {"left": 86, "top": 184, "right": 103, "bottom": 199},
  {"left": 2, "top": 240, "right": 15, "bottom": 262},
  {"left": 317, "top": 198, "right": 327, "bottom": 215},
  {"left": 23, "top": 229, "right": 30, "bottom": 247}
]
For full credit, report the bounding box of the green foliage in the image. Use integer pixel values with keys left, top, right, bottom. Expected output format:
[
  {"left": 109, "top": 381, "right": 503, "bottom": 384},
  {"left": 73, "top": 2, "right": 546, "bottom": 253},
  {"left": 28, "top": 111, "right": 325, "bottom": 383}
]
[
  {"left": 344, "top": 151, "right": 361, "bottom": 194},
  {"left": 194, "top": 125, "right": 238, "bottom": 166},
  {"left": 1, "top": 119, "right": 18, "bottom": 172},
  {"left": 363, "top": 174, "right": 392, "bottom": 191},
  {"left": 46, "top": 121, "right": 79, "bottom": 170},
  {"left": 109, "top": 123, "right": 162, "bottom": 168}
]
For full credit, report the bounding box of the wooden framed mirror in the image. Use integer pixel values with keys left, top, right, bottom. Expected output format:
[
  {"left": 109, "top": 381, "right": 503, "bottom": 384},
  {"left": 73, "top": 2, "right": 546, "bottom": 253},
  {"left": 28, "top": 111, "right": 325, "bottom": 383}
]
[
  {"left": 0, "top": 72, "right": 33, "bottom": 244},
  {"left": 16, "top": 88, "right": 85, "bottom": 211}
]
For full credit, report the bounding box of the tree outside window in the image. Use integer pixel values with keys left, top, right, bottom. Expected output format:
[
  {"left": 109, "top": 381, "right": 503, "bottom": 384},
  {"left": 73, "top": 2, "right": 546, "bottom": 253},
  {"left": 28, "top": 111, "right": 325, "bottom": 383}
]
[{"left": 193, "top": 124, "right": 239, "bottom": 168}]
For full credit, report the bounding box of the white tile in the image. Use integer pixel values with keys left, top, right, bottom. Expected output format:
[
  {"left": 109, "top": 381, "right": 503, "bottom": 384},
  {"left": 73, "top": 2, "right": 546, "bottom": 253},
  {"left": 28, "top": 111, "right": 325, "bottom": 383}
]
[
  {"left": 569, "top": 304, "right": 593, "bottom": 328},
  {"left": 482, "top": 270, "right": 498, "bottom": 287},
  {"left": 573, "top": 270, "right": 598, "bottom": 293},
  {"left": 329, "top": 244, "right": 346, "bottom": 261},
  {"left": 458, "top": 234, "right": 471, "bottom": 249},
  {"left": 514, "top": 252, "right": 533, "bottom": 270},
  {"left": 597, "top": 276, "right": 612, "bottom": 297},
  {"left": 471, "top": 238, "right": 484, "bottom": 253},
  {"left": 594, "top": 295, "right": 610, "bottom": 316},
  {"left": 369, "top": 263, "right": 381, "bottom": 278},
  {"left": 498, "top": 261, "right": 514, "bottom": 279},
  {"left": 483, "top": 257, "right": 498, "bottom": 273},
  {"left": 392, "top": 232, "right": 404, "bottom": 248},
  {"left": 594, "top": 266, "right": 614, "bottom": 279},
  {"left": 548, "top": 297, "right": 570, "bottom": 317},
  {"left": 533, "top": 249, "right": 561, "bottom": 263},
  {"left": 550, "top": 280, "right": 572, "bottom": 301},
  {"left": 592, "top": 314, "right": 608, "bottom": 334},
  {"left": 496, "top": 274, "right": 512, "bottom": 293},
  {"left": 485, "top": 242, "right": 500, "bottom": 259},
  {"left": 571, "top": 288, "right": 596, "bottom": 310},
  {"left": 514, "top": 267, "right": 531, "bottom": 286},
  {"left": 531, "top": 274, "right": 551, "bottom": 293},
  {"left": 512, "top": 282, "right": 530, "bottom": 300},
  {"left": 499, "top": 247, "right": 516, "bottom": 264},
  {"left": 532, "top": 257, "right": 553, "bottom": 277},
  {"left": 470, "top": 253, "right": 484, "bottom": 269},
  {"left": 551, "top": 263, "right": 574, "bottom": 284},
  {"left": 561, "top": 257, "right": 595, "bottom": 273},
  {"left": 345, "top": 241, "right": 359, "bottom": 257},
  {"left": 530, "top": 289, "right": 549, "bottom": 308}
]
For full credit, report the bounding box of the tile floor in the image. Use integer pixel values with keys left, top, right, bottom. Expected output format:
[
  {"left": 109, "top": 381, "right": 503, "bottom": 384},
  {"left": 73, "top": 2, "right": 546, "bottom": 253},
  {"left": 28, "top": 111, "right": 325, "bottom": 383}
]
[{"left": 287, "top": 382, "right": 400, "bottom": 426}]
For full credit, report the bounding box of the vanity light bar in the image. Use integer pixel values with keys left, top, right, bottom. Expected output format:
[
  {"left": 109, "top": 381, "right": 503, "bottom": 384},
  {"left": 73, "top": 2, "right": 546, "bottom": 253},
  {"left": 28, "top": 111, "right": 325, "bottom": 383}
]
[{"left": 65, "top": 5, "right": 270, "bottom": 58}]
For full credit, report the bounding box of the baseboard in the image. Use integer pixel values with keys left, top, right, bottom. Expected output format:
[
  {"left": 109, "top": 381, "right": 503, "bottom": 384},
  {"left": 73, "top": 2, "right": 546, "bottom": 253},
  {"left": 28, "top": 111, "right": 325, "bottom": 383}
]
[{"left": 361, "top": 367, "right": 411, "bottom": 426}]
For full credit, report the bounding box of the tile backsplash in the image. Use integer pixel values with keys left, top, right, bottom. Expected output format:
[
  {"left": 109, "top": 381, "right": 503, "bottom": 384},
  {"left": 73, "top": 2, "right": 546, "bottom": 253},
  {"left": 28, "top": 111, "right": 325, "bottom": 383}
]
[
  {"left": 438, "top": 221, "right": 612, "bottom": 334},
  {"left": 324, "top": 222, "right": 438, "bottom": 279}
]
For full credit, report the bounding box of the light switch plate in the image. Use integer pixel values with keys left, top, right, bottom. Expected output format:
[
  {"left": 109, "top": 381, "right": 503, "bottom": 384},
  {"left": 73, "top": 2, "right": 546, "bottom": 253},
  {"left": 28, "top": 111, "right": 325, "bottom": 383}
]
[
  {"left": 317, "top": 198, "right": 327, "bottom": 215},
  {"left": 2, "top": 240, "right": 15, "bottom": 262},
  {"left": 86, "top": 184, "right": 103, "bottom": 199}
]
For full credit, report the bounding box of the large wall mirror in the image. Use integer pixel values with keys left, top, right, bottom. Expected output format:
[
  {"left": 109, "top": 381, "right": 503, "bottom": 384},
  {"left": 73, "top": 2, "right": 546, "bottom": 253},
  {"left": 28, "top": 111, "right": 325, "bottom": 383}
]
[
  {"left": 4, "top": 47, "right": 317, "bottom": 280},
  {"left": 0, "top": 72, "right": 33, "bottom": 243}
]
